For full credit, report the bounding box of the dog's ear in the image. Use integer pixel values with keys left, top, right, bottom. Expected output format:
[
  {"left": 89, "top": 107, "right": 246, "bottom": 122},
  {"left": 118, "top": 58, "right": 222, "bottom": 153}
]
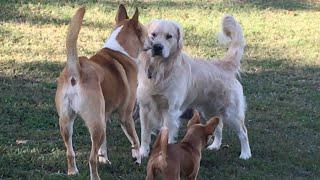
[
  {"left": 187, "top": 110, "right": 200, "bottom": 129},
  {"left": 131, "top": 7, "right": 139, "bottom": 23},
  {"left": 205, "top": 117, "right": 220, "bottom": 135},
  {"left": 173, "top": 21, "right": 183, "bottom": 50},
  {"left": 152, "top": 127, "right": 169, "bottom": 167},
  {"left": 115, "top": 4, "right": 128, "bottom": 24},
  {"left": 129, "top": 8, "right": 142, "bottom": 34},
  {"left": 153, "top": 127, "right": 169, "bottom": 149}
]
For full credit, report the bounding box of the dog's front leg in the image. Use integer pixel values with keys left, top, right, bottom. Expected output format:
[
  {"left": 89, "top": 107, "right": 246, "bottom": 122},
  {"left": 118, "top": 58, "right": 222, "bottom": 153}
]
[
  {"left": 139, "top": 106, "right": 153, "bottom": 158},
  {"left": 163, "top": 110, "right": 181, "bottom": 144}
]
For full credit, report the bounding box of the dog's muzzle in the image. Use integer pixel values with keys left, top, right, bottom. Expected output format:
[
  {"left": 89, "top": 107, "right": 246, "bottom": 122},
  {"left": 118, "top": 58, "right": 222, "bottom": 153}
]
[{"left": 152, "top": 43, "right": 163, "bottom": 57}]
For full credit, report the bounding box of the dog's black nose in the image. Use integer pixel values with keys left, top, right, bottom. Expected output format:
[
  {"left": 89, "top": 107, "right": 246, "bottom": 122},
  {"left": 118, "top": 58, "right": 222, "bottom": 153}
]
[{"left": 152, "top": 43, "right": 163, "bottom": 56}]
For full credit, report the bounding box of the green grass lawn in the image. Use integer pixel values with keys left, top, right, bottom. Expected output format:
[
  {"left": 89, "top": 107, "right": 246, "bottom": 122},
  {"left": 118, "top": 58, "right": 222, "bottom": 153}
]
[{"left": 1, "top": 0, "right": 320, "bottom": 179}]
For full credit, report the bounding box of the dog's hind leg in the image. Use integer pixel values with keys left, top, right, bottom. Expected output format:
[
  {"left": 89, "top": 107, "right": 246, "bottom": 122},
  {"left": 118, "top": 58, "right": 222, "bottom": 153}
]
[
  {"left": 59, "top": 113, "right": 79, "bottom": 175},
  {"left": 231, "top": 117, "right": 251, "bottom": 160},
  {"left": 86, "top": 121, "right": 105, "bottom": 180},
  {"left": 227, "top": 89, "right": 251, "bottom": 159},
  {"left": 79, "top": 89, "right": 106, "bottom": 180}
]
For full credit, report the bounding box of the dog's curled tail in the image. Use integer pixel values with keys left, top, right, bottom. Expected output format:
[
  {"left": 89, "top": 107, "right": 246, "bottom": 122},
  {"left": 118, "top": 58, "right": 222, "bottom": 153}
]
[
  {"left": 219, "top": 15, "right": 245, "bottom": 72},
  {"left": 153, "top": 127, "right": 169, "bottom": 167},
  {"left": 66, "top": 7, "right": 85, "bottom": 81}
]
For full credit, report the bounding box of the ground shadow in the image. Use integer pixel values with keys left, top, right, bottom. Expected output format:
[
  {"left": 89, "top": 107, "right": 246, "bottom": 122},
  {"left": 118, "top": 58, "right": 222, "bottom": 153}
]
[
  {"left": 0, "top": 1, "right": 114, "bottom": 29},
  {"left": 246, "top": 0, "right": 320, "bottom": 11}
]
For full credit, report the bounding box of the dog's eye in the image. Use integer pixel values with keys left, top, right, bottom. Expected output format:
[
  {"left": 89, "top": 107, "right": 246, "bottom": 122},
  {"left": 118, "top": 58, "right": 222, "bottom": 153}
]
[
  {"left": 166, "top": 34, "right": 172, "bottom": 40},
  {"left": 151, "top": 33, "right": 157, "bottom": 38}
]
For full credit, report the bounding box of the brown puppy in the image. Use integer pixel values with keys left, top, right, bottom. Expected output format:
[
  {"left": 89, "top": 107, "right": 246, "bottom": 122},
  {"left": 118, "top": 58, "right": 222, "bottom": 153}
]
[
  {"left": 55, "top": 5, "right": 148, "bottom": 180},
  {"left": 146, "top": 111, "right": 220, "bottom": 180}
]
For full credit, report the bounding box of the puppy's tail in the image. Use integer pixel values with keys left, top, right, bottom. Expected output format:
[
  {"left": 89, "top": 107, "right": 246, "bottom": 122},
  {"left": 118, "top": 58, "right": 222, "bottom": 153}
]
[
  {"left": 218, "top": 15, "right": 245, "bottom": 73},
  {"left": 153, "top": 127, "right": 169, "bottom": 167},
  {"left": 66, "top": 7, "right": 85, "bottom": 82}
]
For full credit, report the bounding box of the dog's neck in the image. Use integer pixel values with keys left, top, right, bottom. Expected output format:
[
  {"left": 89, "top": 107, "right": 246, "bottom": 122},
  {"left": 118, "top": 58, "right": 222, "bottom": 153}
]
[
  {"left": 146, "top": 52, "right": 182, "bottom": 82},
  {"left": 103, "top": 26, "right": 137, "bottom": 61}
]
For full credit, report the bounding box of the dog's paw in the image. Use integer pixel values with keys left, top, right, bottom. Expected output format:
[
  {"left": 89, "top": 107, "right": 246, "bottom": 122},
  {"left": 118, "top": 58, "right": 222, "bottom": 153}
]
[
  {"left": 67, "top": 167, "right": 79, "bottom": 175},
  {"left": 132, "top": 157, "right": 141, "bottom": 165},
  {"left": 132, "top": 149, "right": 141, "bottom": 165},
  {"left": 98, "top": 155, "right": 111, "bottom": 165},
  {"left": 239, "top": 151, "right": 252, "bottom": 160},
  {"left": 207, "top": 141, "right": 221, "bottom": 150},
  {"left": 139, "top": 147, "right": 150, "bottom": 158}
]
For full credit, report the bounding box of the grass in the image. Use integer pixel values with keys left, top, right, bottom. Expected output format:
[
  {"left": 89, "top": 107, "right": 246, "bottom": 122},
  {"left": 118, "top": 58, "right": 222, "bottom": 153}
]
[{"left": 0, "top": 0, "right": 320, "bottom": 179}]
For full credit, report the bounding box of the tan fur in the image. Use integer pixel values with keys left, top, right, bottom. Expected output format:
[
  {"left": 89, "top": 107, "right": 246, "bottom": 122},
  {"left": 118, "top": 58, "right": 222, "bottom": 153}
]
[
  {"left": 138, "top": 15, "right": 252, "bottom": 160},
  {"left": 146, "top": 111, "right": 219, "bottom": 180},
  {"left": 55, "top": 5, "right": 148, "bottom": 180}
]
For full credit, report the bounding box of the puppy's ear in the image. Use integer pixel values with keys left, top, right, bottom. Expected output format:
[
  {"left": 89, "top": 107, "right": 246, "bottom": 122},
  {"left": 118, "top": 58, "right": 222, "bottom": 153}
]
[
  {"left": 187, "top": 110, "right": 200, "bottom": 129},
  {"left": 173, "top": 22, "right": 183, "bottom": 50},
  {"left": 152, "top": 127, "right": 169, "bottom": 167},
  {"left": 115, "top": 4, "right": 128, "bottom": 24},
  {"left": 205, "top": 117, "right": 220, "bottom": 135},
  {"left": 153, "top": 127, "right": 169, "bottom": 150}
]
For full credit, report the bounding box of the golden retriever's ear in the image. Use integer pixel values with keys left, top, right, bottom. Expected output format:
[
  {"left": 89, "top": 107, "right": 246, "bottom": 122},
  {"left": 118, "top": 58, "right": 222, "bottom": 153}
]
[
  {"left": 115, "top": 4, "right": 128, "bottom": 24},
  {"left": 187, "top": 110, "right": 200, "bottom": 128},
  {"left": 173, "top": 21, "right": 183, "bottom": 49},
  {"left": 205, "top": 117, "right": 220, "bottom": 135}
]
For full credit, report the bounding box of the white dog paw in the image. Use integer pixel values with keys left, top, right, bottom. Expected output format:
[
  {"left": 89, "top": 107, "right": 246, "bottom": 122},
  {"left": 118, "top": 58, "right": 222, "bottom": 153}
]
[
  {"left": 239, "top": 151, "right": 252, "bottom": 160},
  {"left": 132, "top": 148, "right": 141, "bottom": 165},
  {"left": 132, "top": 156, "right": 141, "bottom": 165},
  {"left": 98, "top": 155, "right": 111, "bottom": 165},
  {"left": 67, "top": 167, "right": 79, "bottom": 175}
]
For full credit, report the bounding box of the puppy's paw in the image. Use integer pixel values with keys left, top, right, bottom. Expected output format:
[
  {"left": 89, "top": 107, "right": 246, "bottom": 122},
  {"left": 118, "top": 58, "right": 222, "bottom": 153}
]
[
  {"left": 67, "top": 167, "right": 79, "bottom": 175},
  {"left": 239, "top": 151, "right": 252, "bottom": 160}
]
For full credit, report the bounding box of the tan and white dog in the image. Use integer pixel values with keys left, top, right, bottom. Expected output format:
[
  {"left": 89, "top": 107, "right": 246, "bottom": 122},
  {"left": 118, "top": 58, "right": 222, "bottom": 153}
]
[
  {"left": 137, "top": 15, "right": 252, "bottom": 160},
  {"left": 55, "top": 5, "right": 148, "bottom": 180}
]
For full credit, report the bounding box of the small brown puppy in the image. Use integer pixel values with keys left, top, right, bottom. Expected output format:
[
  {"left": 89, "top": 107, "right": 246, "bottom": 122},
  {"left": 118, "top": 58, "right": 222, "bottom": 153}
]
[
  {"left": 55, "top": 5, "right": 148, "bottom": 180},
  {"left": 146, "top": 111, "right": 220, "bottom": 180}
]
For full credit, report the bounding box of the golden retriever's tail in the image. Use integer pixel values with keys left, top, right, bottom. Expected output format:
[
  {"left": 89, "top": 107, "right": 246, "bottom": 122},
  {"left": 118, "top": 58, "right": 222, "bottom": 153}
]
[
  {"left": 152, "top": 127, "right": 169, "bottom": 167},
  {"left": 219, "top": 15, "right": 245, "bottom": 73},
  {"left": 66, "top": 7, "right": 85, "bottom": 81}
]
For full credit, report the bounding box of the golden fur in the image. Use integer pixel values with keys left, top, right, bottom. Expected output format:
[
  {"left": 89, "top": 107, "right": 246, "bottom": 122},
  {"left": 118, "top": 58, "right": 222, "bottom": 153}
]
[{"left": 137, "top": 15, "right": 252, "bottom": 160}]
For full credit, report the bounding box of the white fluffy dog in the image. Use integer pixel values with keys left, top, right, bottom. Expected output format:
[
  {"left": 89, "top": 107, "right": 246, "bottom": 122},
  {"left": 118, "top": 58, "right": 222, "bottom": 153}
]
[{"left": 137, "top": 15, "right": 252, "bottom": 159}]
